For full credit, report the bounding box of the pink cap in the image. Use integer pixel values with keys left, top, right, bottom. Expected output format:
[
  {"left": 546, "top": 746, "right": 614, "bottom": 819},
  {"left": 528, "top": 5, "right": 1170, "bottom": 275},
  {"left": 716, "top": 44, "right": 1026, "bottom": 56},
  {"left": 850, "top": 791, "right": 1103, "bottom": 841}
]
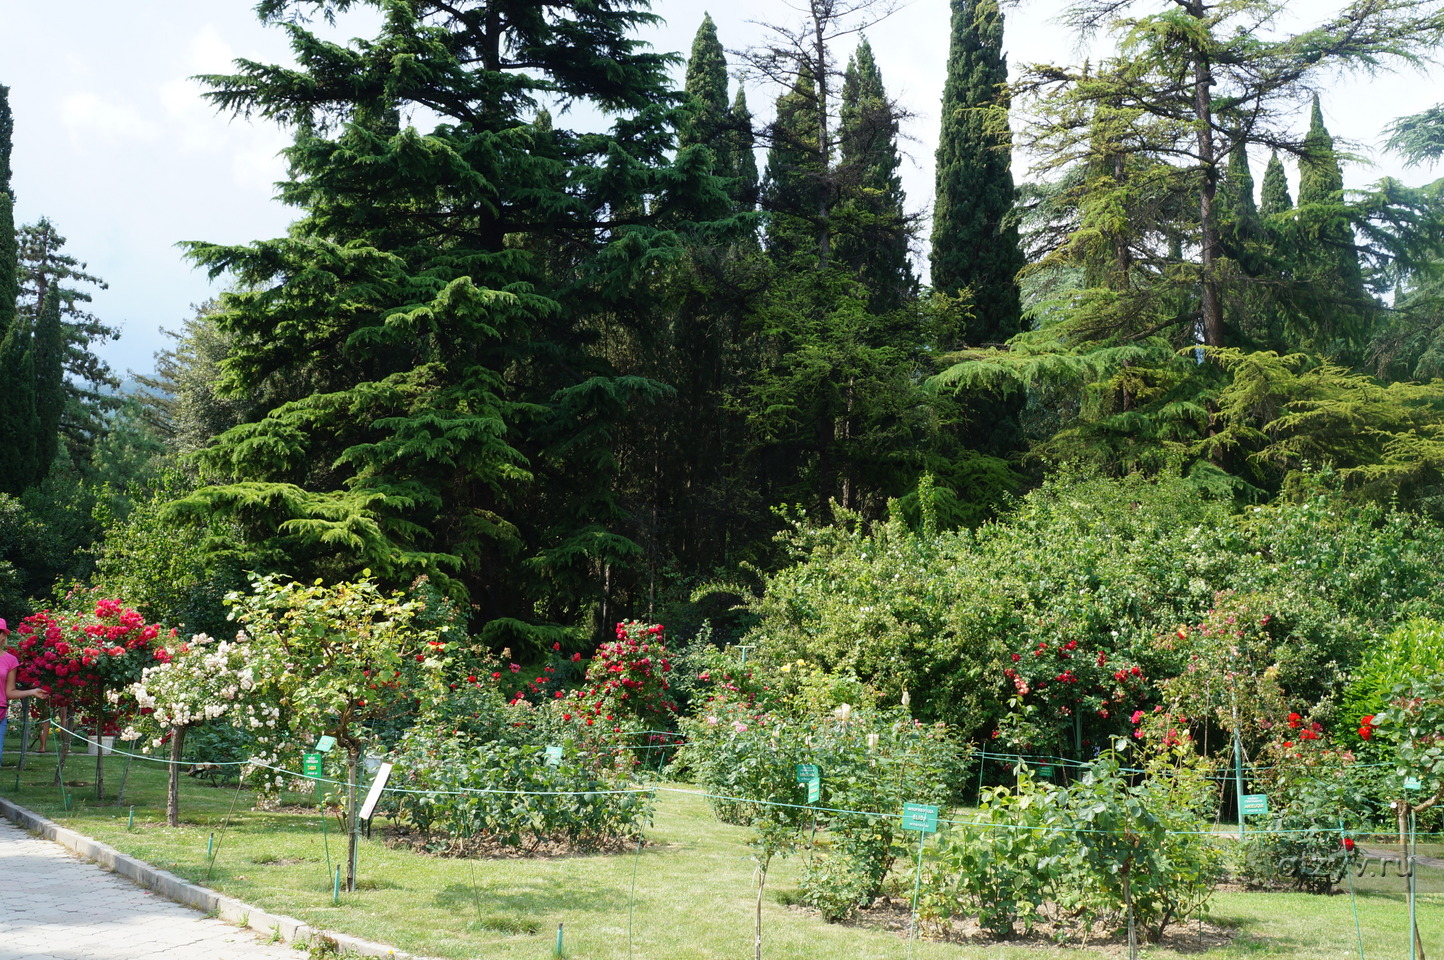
[{"left": 0, "top": 618, "right": 7, "bottom": 632}]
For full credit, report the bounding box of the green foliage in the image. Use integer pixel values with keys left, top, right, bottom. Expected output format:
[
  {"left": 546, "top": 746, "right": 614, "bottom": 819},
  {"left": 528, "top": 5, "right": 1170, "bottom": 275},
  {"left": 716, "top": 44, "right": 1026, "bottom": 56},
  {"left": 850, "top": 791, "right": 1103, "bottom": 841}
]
[
  {"left": 924, "top": 734, "right": 1222, "bottom": 943},
  {"left": 930, "top": 0, "right": 1023, "bottom": 345},
  {"left": 384, "top": 722, "right": 653, "bottom": 850},
  {"left": 922, "top": 772, "right": 1076, "bottom": 939},
  {"left": 1344, "top": 619, "right": 1444, "bottom": 739},
  {"left": 1237, "top": 736, "right": 1371, "bottom": 893},
  {"left": 178, "top": 0, "right": 734, "bottom": 638},
  {"left": 746, "top": 469, "right": 1444, "bottom": 742},
  {"left": 833, "top": 39, "right": 914, "bottom": 313},
  {"left": 89, "top": 471, "right": 240, "bottom": 636}
]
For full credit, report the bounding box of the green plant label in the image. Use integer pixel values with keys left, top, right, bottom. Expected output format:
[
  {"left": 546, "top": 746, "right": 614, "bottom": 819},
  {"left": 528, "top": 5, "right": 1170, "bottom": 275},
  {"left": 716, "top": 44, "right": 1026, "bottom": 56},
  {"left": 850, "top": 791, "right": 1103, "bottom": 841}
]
[
  {"left": 1240, "top": 793, "right": 1269, "bottom": 816},
  {"left": 314, "top": 736, "right": 336, "bottom": 754},
  {"left": 1037, "top": 765, "right": 1054, "bottom": 778},
  {"left": 796, "top": 763, "right": 819, "bottom": 783},
  {"left": 902, "top": 802, "right": 939, "bottom": 833},
  {"left": 1404, "top": 776, "right": 1422, "bottom": 791},
  {"left": 545, "top": 745, "right": 563, "bottom": 767},
  {"left": 807, "top": 779, "right": 820, "bottom": 803},
  {"left": 302, "top": 752, "right": 324, "bottom": 779}
]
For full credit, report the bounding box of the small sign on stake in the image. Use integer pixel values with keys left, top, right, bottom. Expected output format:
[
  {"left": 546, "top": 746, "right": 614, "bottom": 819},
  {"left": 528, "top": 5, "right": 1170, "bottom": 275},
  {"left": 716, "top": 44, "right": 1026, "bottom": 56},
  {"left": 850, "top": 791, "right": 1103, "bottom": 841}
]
[
  {"left": 1240, "top": 793, "right": 1269, "bottom": 817},
  {"left": 806, "top": 779, "right": 820, "bottom": 804},
  {"left": 902, "top": 802, "right": 939, "bottom": 834},
  {"left": 1404, "top": 776, "right": 1423, "bottom": 791},
  {"left": 545, "top": 745, "right": 563, "bottom": 767},
  {"left": 302, "top": 753, "right": 324, "bottom": 779},
  {"left": 795, "top": 763, "right": 819, "bottom": 783},
  {"left": 314, "top": 736, "right": 337, "bottom": 754}
]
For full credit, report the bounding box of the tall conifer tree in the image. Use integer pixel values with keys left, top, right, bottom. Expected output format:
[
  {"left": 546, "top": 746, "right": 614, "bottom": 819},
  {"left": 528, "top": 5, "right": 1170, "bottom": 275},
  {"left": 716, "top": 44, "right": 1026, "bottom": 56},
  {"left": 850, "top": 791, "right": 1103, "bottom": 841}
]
[
  {"left": 834, "top": 39, "right": 914, "bottom": 312},
  {"left": 0, "top": 84, "right": 16, "bottom": 343},
  {"left": 33, "top": 285, "right": 63, "bottom": 482},
  {"left": 180, "top": 0, "right": 733, "bottom": 633},
  {"left": 1296, "top": 95, "right": 1371, "bottom": 360},
  {"left": 1260, "top": 151, "right": 1293, "bottom": 217},
  {"left": 681, "top": 15, "right": 734, "bottom": 174},
  {"left": 930, "top": 0, "right": 1023, "bottom": 345},
  {"left": 730, "top": 89, "right": 759, "bottom": 210},
  {"left": 761, "top": 65, "right": 826, "bottom": 268}
]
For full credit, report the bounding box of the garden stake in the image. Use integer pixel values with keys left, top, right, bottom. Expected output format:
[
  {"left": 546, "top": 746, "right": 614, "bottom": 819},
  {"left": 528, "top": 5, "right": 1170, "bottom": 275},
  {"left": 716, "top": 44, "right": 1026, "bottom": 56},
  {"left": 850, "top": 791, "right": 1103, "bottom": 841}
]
[
  {"left": 1409, "top": 808, "right": 1419, "bottom": 960},
  {"left": 207, "top": 833, "right": 214, "bottom": 861},
  {"left": 205, "top": 776, "right": 246, "bottom": 884},
  {"left": 128, "top": 806, "right": 134, "bottom": 830},
  {"left": 554, "top": 922, "right": 563, "bottom": 957},
  {"left": 322, "top": 815, "right": 332, "bottom": 884},
  {"left": 908, "top": 829, "right": 925, "bottom": 945},
  {"left": 627, "top": 806, "right": 647, "bottom": 960},
  {"left": 1340, "top": 818, "right": 1365, "bottom": 960},
  {"left": 469, "top": 860, "right": 483, "bottom": 928},
  {"left": 333, "top": 865, "right": 341, "bottom": 905},
  {"left": 17, "top": 704, "right": 29, "bottom": 771}
]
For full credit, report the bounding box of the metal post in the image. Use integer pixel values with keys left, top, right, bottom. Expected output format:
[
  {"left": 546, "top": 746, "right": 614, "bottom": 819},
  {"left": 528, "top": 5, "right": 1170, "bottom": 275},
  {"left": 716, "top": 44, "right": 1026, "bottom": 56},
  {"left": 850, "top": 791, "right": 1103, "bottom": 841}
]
[{"left": 1232, "top": 710, "right": 1245, "bottom": 841}]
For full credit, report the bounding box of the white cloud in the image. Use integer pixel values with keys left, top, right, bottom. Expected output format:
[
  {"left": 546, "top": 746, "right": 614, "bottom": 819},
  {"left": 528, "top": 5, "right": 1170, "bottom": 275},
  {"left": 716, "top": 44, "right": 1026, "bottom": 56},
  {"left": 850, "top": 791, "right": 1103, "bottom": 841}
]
[{"left": 59, "top": 92, "right": 163, "bottom": 148}]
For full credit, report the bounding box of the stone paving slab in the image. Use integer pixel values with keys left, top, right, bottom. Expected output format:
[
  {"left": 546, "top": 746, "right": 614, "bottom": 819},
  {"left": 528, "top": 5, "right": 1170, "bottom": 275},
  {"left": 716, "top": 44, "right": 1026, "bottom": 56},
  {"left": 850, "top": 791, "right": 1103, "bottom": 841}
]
[{"left": 0, "top": 816, "right": 301, "bottom": 960}]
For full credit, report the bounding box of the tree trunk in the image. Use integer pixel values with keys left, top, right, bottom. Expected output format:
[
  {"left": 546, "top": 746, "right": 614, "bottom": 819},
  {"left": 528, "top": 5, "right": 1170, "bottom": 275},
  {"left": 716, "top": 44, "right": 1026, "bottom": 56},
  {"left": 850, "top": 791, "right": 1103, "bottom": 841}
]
[
  {"left": 811, "top": 0, "right": 831, "bottom": 267},
  {"left": 346, "top": 745, "right": 361, "bottom": 892},
  {"left": 754, "top": 853, "right": 770, "bottom": 960},
  {"left": 1189, "top": 7, "right": 1225, "bottom": 349},
  {"left": 167, "top": 725, "right": 186, "bottom": 827}
]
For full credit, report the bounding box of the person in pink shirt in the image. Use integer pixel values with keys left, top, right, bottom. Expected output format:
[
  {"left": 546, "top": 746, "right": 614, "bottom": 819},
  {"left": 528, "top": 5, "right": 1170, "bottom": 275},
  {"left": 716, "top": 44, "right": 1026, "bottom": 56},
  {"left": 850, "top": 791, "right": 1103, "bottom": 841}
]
[{"left": 1, "top": 617, "right": 48, "bottom": 753}]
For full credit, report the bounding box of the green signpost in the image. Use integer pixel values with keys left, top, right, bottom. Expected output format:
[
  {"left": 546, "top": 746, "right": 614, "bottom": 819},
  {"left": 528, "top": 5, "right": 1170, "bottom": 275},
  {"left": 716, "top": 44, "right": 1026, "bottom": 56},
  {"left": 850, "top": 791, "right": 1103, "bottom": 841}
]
[
  {"left": 902, "top": 802, "right": 939, "bottom": 834},
  {"left": 1240, "top": 793, "right": 1269, "bottom": 817},
  {"left": 302, "top": 752, "right": 324, "bottom": 779}
]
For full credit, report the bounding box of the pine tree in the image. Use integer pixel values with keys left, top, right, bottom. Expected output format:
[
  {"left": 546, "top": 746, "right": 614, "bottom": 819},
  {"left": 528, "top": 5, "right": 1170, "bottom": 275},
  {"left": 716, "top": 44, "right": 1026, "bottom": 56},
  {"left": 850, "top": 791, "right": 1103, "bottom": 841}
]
[
  {"left": 1295, "top": 95, "right": 1371, "bottom": 361},
  {"left": 1018, "top": 0, "right": 1444, "bottom": 351},
  {"left": 833, "top": 38, "right": 914, "bottom": 312},
  {"left": 180, "top": 0, "right": 733, "bottom": 630},
  {"left": 15, "top": 219, "right": 120, "bottom": 463},
  {"left": 1260, "top": 151, "right": 1293, "bottom": 217},
  {"left": 930, "top": 0, "right": 1023, "bottom": 345}
]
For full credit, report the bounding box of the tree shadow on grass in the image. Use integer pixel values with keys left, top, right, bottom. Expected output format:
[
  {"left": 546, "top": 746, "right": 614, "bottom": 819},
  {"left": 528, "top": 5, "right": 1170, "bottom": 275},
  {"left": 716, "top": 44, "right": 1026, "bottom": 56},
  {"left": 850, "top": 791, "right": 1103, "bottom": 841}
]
[{"left": 434, "top": 877, "right": 631, "bottom": 915}]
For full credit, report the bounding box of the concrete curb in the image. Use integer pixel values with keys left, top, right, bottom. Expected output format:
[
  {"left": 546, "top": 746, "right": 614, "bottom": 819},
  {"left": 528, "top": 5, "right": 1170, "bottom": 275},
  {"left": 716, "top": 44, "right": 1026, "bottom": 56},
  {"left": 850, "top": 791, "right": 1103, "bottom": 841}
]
[{"left": 0, "top": 795, "right": 420, "bottom": 959}]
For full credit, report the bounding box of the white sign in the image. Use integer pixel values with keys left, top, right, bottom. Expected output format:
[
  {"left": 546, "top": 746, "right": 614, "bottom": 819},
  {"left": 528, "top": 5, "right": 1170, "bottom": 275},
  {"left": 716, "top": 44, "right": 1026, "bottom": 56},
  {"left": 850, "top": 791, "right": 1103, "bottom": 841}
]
[{"left": 358, "top": 762, "right": 393, "bottom": 821}]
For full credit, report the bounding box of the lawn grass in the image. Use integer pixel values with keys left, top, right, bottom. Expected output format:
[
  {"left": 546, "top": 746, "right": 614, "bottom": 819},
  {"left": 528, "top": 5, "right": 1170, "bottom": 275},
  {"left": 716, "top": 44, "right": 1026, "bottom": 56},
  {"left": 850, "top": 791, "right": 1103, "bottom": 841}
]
[{"left": 1, "top": 743, "right": 1439, "bottom": 960}]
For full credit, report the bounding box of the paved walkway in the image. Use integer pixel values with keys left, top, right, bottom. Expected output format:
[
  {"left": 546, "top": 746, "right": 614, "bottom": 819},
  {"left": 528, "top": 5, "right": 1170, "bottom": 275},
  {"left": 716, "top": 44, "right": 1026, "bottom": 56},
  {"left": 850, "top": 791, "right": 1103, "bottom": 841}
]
[{"left": 0, "top": 818, "right": 299, "bottom": 960}]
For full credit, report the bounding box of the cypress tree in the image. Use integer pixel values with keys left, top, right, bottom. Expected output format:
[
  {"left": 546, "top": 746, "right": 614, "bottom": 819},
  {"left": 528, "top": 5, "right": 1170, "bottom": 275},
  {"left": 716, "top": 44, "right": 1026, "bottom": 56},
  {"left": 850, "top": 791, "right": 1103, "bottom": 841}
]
[
  {"left": 0, "top": 314, "right": 37, "bottom": 494},
  {"left": 681, "top": 15, "right": 732, "bottom": 167},
  {"left": 0, "top": 84, "right": 15, "bottom": 343},
  {"left": 730, "top": 89, "right": 759, "bottom": 211},
  {"left": 834, "top": 38, "right": 914, "bottom": 312},
  {"left": 1296, "top": 95, "right": 1370, "bottom": 360},
  {"left": 761, "top": 65, "right": 826, "bottom": 268},
  {"left": 1260, "top": 150, "right": 1293, "bottom": 216},
  {"left": 930, "top": 0, "right": 1023, "bottom": 345},
  {"left": 33, "top": 284, "right": 63, "bottom": 483}
]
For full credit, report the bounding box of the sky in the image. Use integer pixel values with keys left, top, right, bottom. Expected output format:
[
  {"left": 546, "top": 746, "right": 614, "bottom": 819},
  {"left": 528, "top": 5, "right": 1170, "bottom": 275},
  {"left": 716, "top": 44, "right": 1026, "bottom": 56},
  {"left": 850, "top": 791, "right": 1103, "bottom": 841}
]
[{"left": 3, "top": 0, "right": 1442, "bottom": 379}]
